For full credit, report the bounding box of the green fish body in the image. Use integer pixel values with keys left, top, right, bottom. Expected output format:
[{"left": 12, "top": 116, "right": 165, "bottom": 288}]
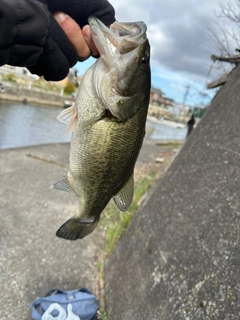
[{"left": 52, "top": 16, "right": 151, "bottom": 240}]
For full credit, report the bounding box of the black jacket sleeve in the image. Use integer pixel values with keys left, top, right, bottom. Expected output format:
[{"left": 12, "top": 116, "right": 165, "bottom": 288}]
[
  {"left": 39, "top": 0, "right": 116, "bottom": 27},
  {"left": 0, "top": 0, "right": 50, "bottom": 67},
  {"left": 0, "top": 0, "right": 115, "bottom": 81}
]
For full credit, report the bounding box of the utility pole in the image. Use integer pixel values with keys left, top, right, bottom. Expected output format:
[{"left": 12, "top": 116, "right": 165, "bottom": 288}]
[{"left": 182, "top": 85, "right": 190, "bottom": 106}]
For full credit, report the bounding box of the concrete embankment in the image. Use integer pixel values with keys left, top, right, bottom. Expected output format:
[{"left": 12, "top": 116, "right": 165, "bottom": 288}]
[
  {"left": 0, "top": 139, "right": 179, "bottom": 319},
  {"left": 105, "top": 64, "right": 240, "bottom": 319},
  {"left": 0, "top": 143, "right": 104, "bottom": 319},
  {"left": 0, "top": 83, "right": 74, "bottom": 107}
]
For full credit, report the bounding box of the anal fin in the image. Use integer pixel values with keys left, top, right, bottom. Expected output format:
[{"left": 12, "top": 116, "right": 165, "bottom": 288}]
[{"left": 113, "top": 173, "right": 134, "bottom": 211}]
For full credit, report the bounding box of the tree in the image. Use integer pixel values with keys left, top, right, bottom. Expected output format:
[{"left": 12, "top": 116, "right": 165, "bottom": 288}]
[
  {"left": 64, "top": 81, "right": 76, "bottom": 95},
  {"left": 208, "top": 0, "right": 240, "bottom": 88}
]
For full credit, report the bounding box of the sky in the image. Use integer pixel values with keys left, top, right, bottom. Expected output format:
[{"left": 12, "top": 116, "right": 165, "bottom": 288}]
[{"left": 75, "top": 0, "right": 237, "bottom": 107}]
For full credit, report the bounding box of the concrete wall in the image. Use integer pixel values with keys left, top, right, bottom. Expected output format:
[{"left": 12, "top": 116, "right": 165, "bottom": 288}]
[{"left": 105, "top": 66, "right": 240, "bottom": 319}]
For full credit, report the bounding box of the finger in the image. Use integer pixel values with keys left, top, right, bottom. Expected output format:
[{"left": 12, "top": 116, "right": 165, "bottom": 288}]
[
  {"left": 54, "top": 11, "right": 91, "bottom": 59},
  {"left": 82, "top": 25, "right": 99, "bottom": 57}
]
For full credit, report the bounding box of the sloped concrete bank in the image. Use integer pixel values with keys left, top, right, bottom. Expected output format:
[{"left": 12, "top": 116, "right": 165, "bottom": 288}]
[
  {"left": 105, "top": 66, "right": 240, "bottom": 318},
  {"left": 0, "top": 143, "right": 105, "bottom": 319},
  {"left": 0, "top": 139, "right": 179, "bottom": 319}
]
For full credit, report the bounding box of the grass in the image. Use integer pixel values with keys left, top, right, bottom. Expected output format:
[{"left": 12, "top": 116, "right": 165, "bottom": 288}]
[
  {"left": 96, "top": 146, "right": 179, "bottom": 319},
  {"left": 97, "top": 172, "right": 157, "bottom": 319},
  {"left": 99, "top": 310, "right": 108, "bottom": 320},
  {"left": 97, "top": 172, "right": 158, "bottom": 319},
  {"left": 32, "top": 79, "right": 63, "bottom": 93},
  {"left": 100, "top": 172, "right": 156, "bottom": 257},
  {"left": 2, "top": 74, "right": 64, "bottom": 93}
]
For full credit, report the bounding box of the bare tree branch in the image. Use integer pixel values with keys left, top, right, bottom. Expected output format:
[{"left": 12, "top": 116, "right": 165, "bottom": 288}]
[
  {"left": 207, "top": 73, "right": 229, "bottom": 89},
  {"left": 211, "top": 53, "right": 240, "bottom": 64},
  {"left": 207, "top": 0, "right": 240, "bottom": 89},
  {"left": 217, "top": 2, "right": 240, "bottom": 23}
]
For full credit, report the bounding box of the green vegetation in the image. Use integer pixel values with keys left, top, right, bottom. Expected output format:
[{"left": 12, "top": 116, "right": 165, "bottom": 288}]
[
  {"left": 96, "top": 146, "right": 179, "bottom": 319},
  {"left": 100, "top": 310, "right": 108, "bottom": 320},
  {"left": 3, "top": 73, "right": 17, "bottom": 82},
  {"left": 97, "top": 172, "right": 157, "bottom": 319},
  {"left": 33, "top": 79, "right": 76, "bottom": 96},
  {"left": 1, "top": 73, "right": 77, "bottom": 95},
  {"left": 64, "top": 81, "right": 76, "bottom": 95},
  {"left": 33, "top": 79, "right": 63, "bottom": 93},
  {"left": 100, "top": 172, "right": 156, "bottom": 257}
]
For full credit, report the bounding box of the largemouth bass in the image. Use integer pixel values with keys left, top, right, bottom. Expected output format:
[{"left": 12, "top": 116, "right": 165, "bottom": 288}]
[{"left": 52, "top": 16, "right": 151, "bottom": 240}]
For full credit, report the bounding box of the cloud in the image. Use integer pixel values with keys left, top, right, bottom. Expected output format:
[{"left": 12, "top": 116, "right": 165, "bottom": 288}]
[
  {"left": 75, "top": 0, "right": 225, "bottom": 105},
  {"left": 110, "top": 0, "right": 223, "bottom": 83}
]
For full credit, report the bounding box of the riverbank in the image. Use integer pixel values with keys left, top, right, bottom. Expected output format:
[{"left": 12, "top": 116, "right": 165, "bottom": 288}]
[
  {"left": 0, "top": 82, "right": 74, "bottom": 107},
  {"left": 0, "top": 140, "right": 182, "bottom": 319},
  {"left": 147, "top": 115, "right": 186, "bottom": 128}
]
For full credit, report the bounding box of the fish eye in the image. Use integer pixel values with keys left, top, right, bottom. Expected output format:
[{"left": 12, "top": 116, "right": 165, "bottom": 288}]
[{"left": 141, "top": 57, "right": 149, "bottom": 68}]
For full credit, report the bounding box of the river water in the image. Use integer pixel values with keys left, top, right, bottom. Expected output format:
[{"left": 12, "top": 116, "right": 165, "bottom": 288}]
[
  {"left": 0, "top": 102, "right": 187, "bottom": 150},
  {"left": 146, "top": 119, "right": 187, "bottom": 141}
]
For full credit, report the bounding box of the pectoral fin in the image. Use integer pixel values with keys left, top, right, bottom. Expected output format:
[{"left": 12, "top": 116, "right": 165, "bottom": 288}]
[
  {"left": 79, "top": 111, "right": 106, "bottom": 129},
  {"left": 113, "top": 173, "right": 134, "bottom": 211},
  {"left": 57, "top": 105, "right": 74, "bottom": 124},
  {"left": 50, "top": 174, "right": 75, "bottom": 194},
  {"left": 57, "top": 105, "right": 78, "bottom": 135}
]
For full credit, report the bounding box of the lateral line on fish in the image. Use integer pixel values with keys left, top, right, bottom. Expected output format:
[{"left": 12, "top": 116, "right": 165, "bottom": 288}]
[{"left": 26, "top": 153, "right": 68, "bottom": 169}]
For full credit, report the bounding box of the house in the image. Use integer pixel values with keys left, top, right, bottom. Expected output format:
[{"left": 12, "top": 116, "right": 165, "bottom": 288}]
[
  {"left": 150, "top": 87, "right": 163, "bottom": 105},
  {"left": 150, "top": 87, "right": 174, "bottom": 108}
]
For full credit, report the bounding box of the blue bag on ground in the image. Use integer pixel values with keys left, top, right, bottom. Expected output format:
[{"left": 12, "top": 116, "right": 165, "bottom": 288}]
[{"left": 29, "top": 288, "right": 98, "bottom": 320}]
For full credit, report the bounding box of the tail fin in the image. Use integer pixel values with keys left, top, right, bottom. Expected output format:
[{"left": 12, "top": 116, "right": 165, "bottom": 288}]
[{"left": 56, "top": 216, "right": 99, "bottom": 240}]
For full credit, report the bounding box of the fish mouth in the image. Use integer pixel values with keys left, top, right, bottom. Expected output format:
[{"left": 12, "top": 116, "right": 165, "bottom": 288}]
[
  {"left": 88, "top": 16, "right": 147, "bottom": 57},
  {"left": 88, "top": 16, "right": 150, "bottom": 114}
]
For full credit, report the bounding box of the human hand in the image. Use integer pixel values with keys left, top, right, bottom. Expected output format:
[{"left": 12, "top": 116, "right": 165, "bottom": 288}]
[
  {"left": 27, "top": 0, "right": 115, "bottom": 81},
  {"left": 54, "top": 12, "right": 99, "bottom": 60}
]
